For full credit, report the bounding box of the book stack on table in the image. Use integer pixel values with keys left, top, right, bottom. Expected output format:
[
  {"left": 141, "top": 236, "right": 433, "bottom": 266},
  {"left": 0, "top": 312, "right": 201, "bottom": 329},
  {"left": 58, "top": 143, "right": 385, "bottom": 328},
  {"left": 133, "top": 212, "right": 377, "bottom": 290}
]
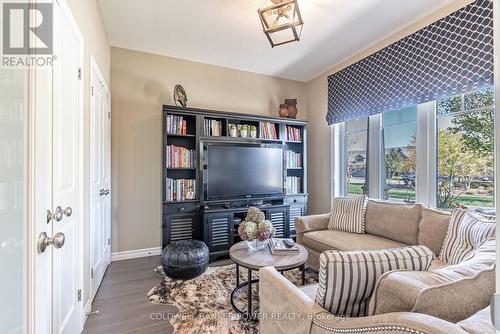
[{"left": 269, "top": 238, "right": 299, "bottom": 255}]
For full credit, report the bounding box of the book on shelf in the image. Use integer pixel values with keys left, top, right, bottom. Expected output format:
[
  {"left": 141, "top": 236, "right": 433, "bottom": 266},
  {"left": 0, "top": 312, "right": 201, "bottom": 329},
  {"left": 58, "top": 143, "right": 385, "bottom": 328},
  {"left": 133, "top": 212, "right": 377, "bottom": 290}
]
[
  {"left": 166, "top": 178, "right": 196, "bottom": 201},
  {"left": 269, "top": 238, "right": 299, "bottom": 255},
  {"left": 166, "top": 114, "right": 187, "bottom": 135},
  {"left": 260, "top": 122, "right": 278, "bottom": 140},
  {"left": 286, "top": 176, "right": 301, "bottom": 195},
  {"left": 285, "top": 126, "right": 302, "bottom": 141},
  {"left": 285, "top": 150, "right": 302, "bottom": 168},
  {"left": 204, "top": 119, "right": 223, "bottom": 136},
  {"left": 166, "top": 145, "right": 196, "bottom": 168}
]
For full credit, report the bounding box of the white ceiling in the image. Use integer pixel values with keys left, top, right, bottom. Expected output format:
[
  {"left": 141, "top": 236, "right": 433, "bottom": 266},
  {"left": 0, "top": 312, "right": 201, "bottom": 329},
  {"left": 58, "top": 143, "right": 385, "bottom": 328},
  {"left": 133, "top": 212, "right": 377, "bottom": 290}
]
[{"left": 98, "top": 0, "right": 455, "bottom": 82}]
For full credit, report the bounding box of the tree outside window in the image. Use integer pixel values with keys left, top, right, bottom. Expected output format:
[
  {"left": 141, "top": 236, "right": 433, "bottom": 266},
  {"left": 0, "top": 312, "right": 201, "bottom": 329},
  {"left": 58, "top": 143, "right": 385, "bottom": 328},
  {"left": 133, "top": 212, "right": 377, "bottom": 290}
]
[
  {"left": 436, "top": 87, "right": 494, "bottom": 208},
  {"left": 382, "top": 107, "right": 417, "bottom": 203},
  {"left": 345, "top": 117, "right": 368, "bottom": 196}
]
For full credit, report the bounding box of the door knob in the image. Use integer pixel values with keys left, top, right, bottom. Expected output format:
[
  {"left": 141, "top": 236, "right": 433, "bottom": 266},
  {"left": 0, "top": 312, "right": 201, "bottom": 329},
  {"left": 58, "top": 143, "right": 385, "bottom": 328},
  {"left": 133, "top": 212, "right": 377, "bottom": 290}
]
[
  {"left": 55, "top": 206, "right": 72, "bottom": 219},
  {"left": 47, "top": 209, "right": 63, "bottom": 223},
  {"left": 37, "top": 232, "right": 65, "bottom": 253}
]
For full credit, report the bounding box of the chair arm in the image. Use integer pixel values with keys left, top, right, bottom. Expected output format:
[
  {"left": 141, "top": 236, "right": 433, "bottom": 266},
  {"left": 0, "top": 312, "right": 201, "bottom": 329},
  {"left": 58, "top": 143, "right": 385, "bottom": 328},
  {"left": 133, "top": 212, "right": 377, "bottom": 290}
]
[
  {"left": 259, "top": 266, "right": 324, "bottom": 334},
  {"left": 310, "top": 311, "right": 468, "bottom": 334},
  {"left": 295, "top": 213, "right": 330, "bottom": 244}
]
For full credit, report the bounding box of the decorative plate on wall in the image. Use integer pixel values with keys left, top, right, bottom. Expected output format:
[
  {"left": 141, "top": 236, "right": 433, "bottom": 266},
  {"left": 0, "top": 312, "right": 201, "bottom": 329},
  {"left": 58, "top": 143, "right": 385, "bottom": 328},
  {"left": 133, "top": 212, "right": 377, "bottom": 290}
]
[{"left": 174, "top": 84, "right": 188, "bottom": 107}]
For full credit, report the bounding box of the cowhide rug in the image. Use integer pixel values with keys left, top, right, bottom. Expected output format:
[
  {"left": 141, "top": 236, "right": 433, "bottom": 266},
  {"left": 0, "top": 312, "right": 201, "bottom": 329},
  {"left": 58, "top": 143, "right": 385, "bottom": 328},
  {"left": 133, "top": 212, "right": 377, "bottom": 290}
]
[{"left": 147, "top": 263, "right": 318, "bottom": 334}]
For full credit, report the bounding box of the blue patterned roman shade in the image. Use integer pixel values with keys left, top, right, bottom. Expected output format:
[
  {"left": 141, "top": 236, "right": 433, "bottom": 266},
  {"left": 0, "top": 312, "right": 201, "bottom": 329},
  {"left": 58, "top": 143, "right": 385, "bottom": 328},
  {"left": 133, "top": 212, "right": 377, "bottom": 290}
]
[{"left": 326, "top": 0, "right": 493, "bottom": 125}]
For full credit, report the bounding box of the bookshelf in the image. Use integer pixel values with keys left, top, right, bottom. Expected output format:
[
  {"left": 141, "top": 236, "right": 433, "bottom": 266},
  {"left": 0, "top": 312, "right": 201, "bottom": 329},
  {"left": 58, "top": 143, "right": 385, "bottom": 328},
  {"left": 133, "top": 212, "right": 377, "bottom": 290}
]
[{"left": 162, "top": 105, "right": 308, "bottom": 249}]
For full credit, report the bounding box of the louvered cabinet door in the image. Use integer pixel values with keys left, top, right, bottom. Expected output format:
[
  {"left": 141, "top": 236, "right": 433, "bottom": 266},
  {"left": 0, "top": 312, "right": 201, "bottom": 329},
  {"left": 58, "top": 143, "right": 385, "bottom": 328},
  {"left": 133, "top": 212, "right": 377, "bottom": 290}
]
[
  {"left": 163, "top": 214, "right": 196, "bottom": 248},
  {"left": 266, "top": 208, "right": 289, "bottom": 238},
  {"left": 288, "top": 204, "right": 306, "bottom": 237},
  {"left": 205, "top": 213, "right": 232, "bottom": 252}
]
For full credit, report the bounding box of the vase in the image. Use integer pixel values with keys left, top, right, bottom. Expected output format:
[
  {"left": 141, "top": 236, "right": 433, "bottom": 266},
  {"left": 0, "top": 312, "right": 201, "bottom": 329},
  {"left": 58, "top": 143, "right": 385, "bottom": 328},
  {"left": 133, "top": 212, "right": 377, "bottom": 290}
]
[
  {"left": 229, "top": 128, "right": 237, "bottom": 137},
  {"left": 285, "top": 99, "right": 298, "bottom": 118},
  {"left": 250, "top": 130, "right": 257, "bottom": 138},
  {"left": 240, "top": 129, "right": 248, "bottom": 138},
  {"left": 279, "top": 104, "right": 289, "bottom": 118},
  {"left": 247, "top": 239, "right": 267, "bottom": 251}
]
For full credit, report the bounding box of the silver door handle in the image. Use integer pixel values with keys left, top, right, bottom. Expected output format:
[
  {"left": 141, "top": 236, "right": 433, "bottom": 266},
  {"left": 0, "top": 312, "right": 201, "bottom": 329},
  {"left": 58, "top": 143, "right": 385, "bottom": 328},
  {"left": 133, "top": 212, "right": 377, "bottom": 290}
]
[
  {"left": 38, "top": 232, "right": 65, "bottom": 253},
  {"left": 55, "top": 206, "right": 72, "bottom": 219},
  {"left": 47, "top": 209, "right": 63, "bottom": 223}
]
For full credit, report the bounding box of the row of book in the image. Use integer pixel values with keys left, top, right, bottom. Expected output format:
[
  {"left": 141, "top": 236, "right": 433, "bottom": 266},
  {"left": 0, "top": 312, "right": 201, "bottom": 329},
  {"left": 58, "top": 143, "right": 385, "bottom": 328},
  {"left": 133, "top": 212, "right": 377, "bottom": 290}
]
[
  {"left": 260, "top": 122, "right": 279, "bottom": 140},
  {"left": 204, "top": 119, "right": 223, "bottom": 136},
  {"left": 166, "top": 145, "right": 196, "bottom": 168},
  {"left": 286, "top": 176, "right": 301, "bottom": 195},
  {"left": 166, "top": 178, "right": 196, "bottom": 201},
  {"left": 285, "top": 150, "right": 302, "bottom": 169},
  {"left": 166, "top": 114, "right": 188, "bottom": 135},
  {"left": 285, "top": 126, "right": 302, "bottom": 141}
]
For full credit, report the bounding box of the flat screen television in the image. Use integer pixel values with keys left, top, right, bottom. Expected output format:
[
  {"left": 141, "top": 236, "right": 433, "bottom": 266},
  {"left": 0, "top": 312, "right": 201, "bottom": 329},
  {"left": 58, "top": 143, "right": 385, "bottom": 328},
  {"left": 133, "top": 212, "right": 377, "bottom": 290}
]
[{"left": 205, "top": 144, "right": 284, "bottom": 201}]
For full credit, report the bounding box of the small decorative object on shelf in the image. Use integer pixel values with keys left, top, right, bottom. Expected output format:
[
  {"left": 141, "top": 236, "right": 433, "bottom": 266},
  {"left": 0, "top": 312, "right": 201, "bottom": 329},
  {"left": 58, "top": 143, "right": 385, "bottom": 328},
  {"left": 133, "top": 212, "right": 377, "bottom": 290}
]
[
  {"left": 173, "top": 84, "right": 188, "bottom": 107},
  {"left": 229, "top": 124, "right": 238, "bottom": 137},
  {"left": 238, "top": 207, "right": 275, "bottom": 251},
  {"left": 278, "top": 99, "right": 299, "bottom": 118},
  {"left": 240, "top": 124, "right": 248, "bottom": 138},
  {"left": 249, "top": 125, "right": 257, "bottom": 139},
  {"left": 279, "top": 104, "right": 289, "bottom": 118},
  {"left": 285, "top": 99, "right": 298, "bottom": 118}
]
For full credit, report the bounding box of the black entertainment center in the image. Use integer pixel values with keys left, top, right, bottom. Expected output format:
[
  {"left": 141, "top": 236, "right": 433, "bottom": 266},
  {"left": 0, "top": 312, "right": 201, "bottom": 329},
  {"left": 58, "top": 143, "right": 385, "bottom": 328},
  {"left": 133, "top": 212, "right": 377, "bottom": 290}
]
[{"left": 162, "top": 105, "right": 308, "bottom": 259}]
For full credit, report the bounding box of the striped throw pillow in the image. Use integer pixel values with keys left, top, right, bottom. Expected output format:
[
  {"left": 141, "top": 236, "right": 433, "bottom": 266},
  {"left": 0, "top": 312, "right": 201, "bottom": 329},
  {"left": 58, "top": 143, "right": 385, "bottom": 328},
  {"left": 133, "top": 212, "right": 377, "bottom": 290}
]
[
  {"left": 329, "top": 195, "right": 368, "bottom": 234},
  {"left": 316, "top": 246, "right": 434, "bottom": 317},
  {"left": 440, "top": 209, "right": 496, "bottom": 265}
]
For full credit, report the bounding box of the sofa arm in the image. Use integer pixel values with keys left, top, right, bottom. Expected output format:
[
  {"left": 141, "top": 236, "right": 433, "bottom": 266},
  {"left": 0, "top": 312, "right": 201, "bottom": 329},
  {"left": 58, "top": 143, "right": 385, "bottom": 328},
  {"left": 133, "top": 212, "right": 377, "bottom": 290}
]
[
  {"left": 295, "top": 213, "right": 330, "bottom": 244},
  {"left": 310, "top": 311, "right": 468, "bottom": 334},
  {"left": 259, "top": 266, "right": 324, "bottom": 334}
]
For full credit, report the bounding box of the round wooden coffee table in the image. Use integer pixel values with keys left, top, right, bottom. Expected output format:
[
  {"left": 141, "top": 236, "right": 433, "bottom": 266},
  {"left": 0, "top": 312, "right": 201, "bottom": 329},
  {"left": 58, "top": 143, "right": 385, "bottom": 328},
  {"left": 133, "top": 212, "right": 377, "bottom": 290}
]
[{"left": 229, "top": 240, "right": 308, "bottom": 320}]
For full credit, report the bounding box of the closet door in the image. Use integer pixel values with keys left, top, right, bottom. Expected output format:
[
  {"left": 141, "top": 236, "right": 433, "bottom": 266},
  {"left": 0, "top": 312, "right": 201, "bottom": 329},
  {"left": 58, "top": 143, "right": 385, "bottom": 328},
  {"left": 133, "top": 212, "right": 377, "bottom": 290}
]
[{"left": 90, "top": 58, "right": 111, "bottom": 300}]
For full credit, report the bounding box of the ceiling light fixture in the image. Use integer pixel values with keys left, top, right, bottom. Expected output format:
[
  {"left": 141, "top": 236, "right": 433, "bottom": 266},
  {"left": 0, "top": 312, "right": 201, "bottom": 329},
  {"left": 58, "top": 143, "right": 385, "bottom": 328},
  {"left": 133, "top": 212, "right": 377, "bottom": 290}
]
[{"left": 258, "top": 0, "right": 304, "bottom": 48}]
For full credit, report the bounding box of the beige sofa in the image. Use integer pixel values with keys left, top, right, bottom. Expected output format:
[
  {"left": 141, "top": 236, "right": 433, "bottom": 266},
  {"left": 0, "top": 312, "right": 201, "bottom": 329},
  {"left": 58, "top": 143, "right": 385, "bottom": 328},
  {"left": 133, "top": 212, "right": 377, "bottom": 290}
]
[{"left": 259, "top": 200, "right": 496, "bottom": 334}]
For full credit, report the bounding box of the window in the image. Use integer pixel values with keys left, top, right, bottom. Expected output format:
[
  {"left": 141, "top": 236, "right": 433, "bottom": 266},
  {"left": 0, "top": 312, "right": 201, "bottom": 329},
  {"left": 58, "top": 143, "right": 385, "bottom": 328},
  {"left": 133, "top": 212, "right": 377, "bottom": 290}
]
[
  {"left": 345, "top": 117, "right": 368, "bottom": 196},
  {"left": 382, "top": 106, "right": 417, "bottom": 203},
  {"left": 336, "top": 87, "right": 494, "bottom": 210},
  {"left": 436, "top": 87, "right": 494, "bottom": 208}
]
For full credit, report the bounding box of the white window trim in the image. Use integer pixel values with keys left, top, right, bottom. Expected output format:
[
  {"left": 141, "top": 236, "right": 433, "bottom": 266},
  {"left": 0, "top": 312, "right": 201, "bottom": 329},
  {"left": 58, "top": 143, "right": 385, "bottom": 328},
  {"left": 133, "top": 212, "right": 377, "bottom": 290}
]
[
  {"left": 416, "top": 101, "right": 437, "bottom": 206},
  {"left": 368, "top": 114, "right": 382, "bottom": 199}
]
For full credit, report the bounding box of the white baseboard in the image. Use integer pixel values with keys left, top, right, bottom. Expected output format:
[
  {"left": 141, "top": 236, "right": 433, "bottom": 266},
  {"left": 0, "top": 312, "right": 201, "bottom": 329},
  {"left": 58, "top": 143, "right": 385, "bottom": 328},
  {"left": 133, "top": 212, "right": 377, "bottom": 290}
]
[{"left": 111, "top": 247, "right": 162, "bottom": 262}]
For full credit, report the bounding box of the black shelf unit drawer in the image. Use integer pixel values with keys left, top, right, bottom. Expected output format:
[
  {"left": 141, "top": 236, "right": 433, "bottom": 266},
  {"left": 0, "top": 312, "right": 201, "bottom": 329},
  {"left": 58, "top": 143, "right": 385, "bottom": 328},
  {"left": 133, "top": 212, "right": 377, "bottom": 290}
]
[
  {"left": 204, "top": 213, "right": 233, "bottom": 253},
  {"left": 162, "top": 213, "right": 197, "bottom": 249},
  {"left": 285, "top": 195, "right": 308, "bottom": 237}
]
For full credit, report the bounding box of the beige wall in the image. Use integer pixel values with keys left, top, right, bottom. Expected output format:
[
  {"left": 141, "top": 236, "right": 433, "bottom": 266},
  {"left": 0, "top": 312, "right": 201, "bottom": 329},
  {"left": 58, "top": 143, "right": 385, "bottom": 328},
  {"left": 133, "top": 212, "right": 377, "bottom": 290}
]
[
  {"left": 66, "top": 0, "right": 110, "bottom": 309},
  {"left": 304, "top": 0, "right": 474, "bottom": 214},
  {"left": 111, "top": 47, "right": 307, "bottom": 253}
]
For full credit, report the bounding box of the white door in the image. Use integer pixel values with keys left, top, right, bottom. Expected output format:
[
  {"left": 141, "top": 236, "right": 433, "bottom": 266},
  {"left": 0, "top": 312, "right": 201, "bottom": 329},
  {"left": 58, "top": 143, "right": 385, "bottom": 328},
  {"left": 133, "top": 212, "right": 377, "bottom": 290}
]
[
  {"left": 90, "top": 58, "right": 111, "bottom": 299},
  {"left": 33, "top": 1, "right": 84, "bottom": 333},
  {"left": 51, "top": 2, "right": 82, "bottom": 333}
]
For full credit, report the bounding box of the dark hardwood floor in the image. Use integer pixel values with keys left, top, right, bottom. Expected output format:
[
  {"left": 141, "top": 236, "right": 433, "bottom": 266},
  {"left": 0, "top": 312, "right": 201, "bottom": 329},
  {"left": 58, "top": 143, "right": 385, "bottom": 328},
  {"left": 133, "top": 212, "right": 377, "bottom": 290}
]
[{"left": 83, "top": 256, "right": 176, "bottom": 334}]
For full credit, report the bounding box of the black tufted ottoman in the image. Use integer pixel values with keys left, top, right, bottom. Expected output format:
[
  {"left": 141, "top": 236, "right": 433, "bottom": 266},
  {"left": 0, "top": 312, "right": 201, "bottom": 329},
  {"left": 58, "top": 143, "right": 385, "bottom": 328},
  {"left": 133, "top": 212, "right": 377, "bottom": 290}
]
[{"left": 161, "top": 240, "right": 209, "bottom": 280}]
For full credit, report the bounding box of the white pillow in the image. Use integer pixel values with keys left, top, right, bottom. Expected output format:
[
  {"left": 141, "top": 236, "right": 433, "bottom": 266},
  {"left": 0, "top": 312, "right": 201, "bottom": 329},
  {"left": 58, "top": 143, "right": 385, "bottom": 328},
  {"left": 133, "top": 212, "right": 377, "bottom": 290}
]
[
  {"left": 328, "top": 195, "right": 368, "bottom": 234},
  {"left": 440, "top": 209, "right": 496, "bottom": 265},
  {"left": 316, "top": 246, "right": 434, "bottom": 317}
]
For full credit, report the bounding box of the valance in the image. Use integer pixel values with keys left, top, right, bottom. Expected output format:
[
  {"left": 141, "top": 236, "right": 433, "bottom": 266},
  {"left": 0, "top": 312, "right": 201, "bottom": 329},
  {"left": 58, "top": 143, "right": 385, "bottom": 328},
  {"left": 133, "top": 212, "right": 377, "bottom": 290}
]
[{"left": 326, "top": 0, "right": 493, "bottom": 125}]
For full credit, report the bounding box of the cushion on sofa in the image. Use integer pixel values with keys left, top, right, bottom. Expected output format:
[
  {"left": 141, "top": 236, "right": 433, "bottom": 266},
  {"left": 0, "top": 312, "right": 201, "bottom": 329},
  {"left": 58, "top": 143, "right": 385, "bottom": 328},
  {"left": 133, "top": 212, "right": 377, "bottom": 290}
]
[
  {"left": 369, "top": 238, "right": 495, "bottom": 323},
  {"left": 440, "top": 209, "right": 495, "bottom": 264},
  {"left": 418, "top": 207, "right": 451, "bottom": 255},
  {"left": 365, "top": 200, "right": 422, "bottom": 245},
  {"left": 329, "top": 195, "right": 368, "bottom": 234},
  {"left": 302, "top": 229, "right": 407, "bottom": 253},
  {"left": 316, "top": 245, "right": 434, "bottom": 317}
]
